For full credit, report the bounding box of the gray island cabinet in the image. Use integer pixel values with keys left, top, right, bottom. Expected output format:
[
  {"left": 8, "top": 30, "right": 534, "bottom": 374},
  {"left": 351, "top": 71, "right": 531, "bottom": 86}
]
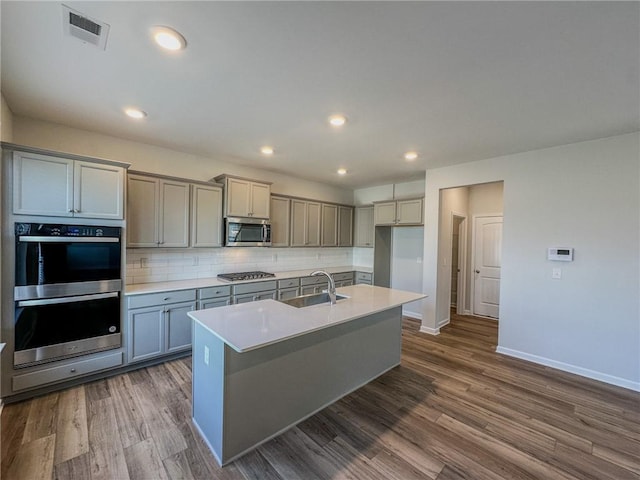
[{"left": 188, "top": 284, "right": 425, "bottom": 466}]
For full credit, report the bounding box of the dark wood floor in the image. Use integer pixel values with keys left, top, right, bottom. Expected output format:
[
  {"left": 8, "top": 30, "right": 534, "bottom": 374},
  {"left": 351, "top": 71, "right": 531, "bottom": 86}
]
[{"left": 2, "top": 312, "right": 639, "bottom": 479}]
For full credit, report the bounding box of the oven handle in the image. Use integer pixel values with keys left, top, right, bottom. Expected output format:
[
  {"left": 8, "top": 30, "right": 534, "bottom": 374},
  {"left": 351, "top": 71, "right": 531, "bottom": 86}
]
[
  {"left": 17, "top": 292, "right": 119, "bottom": 307},
  {"left": 18, "top": 236, "right": 119, "bottom": 243}
]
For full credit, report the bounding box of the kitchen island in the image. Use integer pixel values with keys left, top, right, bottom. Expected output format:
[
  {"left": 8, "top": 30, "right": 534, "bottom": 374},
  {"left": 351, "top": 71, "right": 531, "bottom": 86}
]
[{"left": 188, "top": 284, "right": 425, "bottom": 466}]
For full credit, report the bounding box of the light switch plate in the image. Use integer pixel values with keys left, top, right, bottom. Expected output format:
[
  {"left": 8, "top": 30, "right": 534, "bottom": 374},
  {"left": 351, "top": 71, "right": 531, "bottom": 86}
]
[{"left": 552, "top": 268, "right": 562, "bottom": 279}]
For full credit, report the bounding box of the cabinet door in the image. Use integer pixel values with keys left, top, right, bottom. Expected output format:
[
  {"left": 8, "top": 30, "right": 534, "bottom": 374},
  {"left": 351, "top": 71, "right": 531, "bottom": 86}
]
[
  {"left": 300, "top": 285, "right": 317, "bottom": 295},
  {"left": 166, "top": 302, "right": 196, "bottom": 353},
  {"left": 306, "top": 202, "right": 321, "bottom": 247},
  {"left": 127, "top": 175, "right": 160, "bottom": 247},
  {"left": 374, "top": 202, "right": 397, "bottom": 225},
  {"left": 254, "top": 291, "right": 277, "bottom": 301},
  {"left": 354, "top": 206, "right": 374, "bottom": 247},
  {"left": 191, "top": 184, "right": 223, "bottom": 247},
  {"left": 338, "top": 206, "right": 353, "bottom": 246},
  {"left": 250, "top": 182, "right": 270, "bottom": 218},
  {"left": 270, "top": 196, "right": 290, "bottom": 247},
  {"left": 74, "top": 161, "right": 124, "bottom": 219},
  {"left": 278, "top": 287, "right": 300, "bottom": 300},
  {"left": 13, "top": 152, "right": 74, "bottom": 217},
  {"left": 290, "top": 199, "right": 307, "bottom": 247},
  {"left": 128, "top": 306, "right": 164, "bottom": 363},
  {"left": 397, "top": 198, "right": 423, "bottom": 225},
  {"left": 226, "top": 178, "right": 251, "bottom": 217},
  {"left": 160, "top": 180, "right": 190, "bottom": 247},
  {"left": 321, "top": 204, "right": 338, "bottom": 247}
]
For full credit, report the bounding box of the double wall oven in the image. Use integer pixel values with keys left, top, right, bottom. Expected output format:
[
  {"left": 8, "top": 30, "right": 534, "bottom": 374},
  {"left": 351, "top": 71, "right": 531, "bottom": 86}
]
[{"left": 14, "top": 223, "right": 122, "bottom": 367}]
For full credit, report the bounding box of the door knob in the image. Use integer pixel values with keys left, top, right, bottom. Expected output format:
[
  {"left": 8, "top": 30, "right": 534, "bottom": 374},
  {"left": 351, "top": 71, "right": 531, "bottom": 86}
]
[{"left": 475, "top": 270, "right": 480, "bottom": 274}]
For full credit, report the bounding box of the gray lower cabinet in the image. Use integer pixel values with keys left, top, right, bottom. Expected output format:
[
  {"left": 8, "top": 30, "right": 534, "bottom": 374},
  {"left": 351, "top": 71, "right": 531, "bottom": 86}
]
[
  {"left": 355, "top": 271, "right": 373, "bottom": 285},
  {"left": 198, "top": 285, "right": 232, "bottom": 310},
  {"left": 277, "top": 278, "right": 300, "bottom": 300},
  {"left": 12, "top": 351, "right": 123, "bottom": 392},
  {"left": 232, "top": 281, "right": 278, "bottom": 304},
  {"left": 127, "top": 289, "right": 196, "bottom": 363}
]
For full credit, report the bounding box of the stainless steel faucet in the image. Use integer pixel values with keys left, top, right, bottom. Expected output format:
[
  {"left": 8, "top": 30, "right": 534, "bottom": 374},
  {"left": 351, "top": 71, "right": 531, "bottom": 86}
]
[{"left": 311, "top": 270, "right": 336, "bottom": 305}]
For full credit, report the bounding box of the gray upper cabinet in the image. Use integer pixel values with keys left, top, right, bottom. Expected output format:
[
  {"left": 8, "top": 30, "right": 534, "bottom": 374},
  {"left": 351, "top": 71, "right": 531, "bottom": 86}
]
[
  {"left": 127, "top": 174, "right": 189, "bottom": 248},
  {"left": 354, "top": 206, "right": 374, "bottom": 247},
  {"left": 321, "top": 204, "right": 338, "bottom": 247},
  {"left": 270, "top": 196, "right": 290, "bottom": 247},
  {"left": 217, "top": 176, "right": 271, "bottom": 218},
  {"left": 374, "top": 198, "right": 423, "bottom": 225},
  {"left": 13, "top": 151, "right": 125, "bottom": 219},
  {"left": 291, "top": 199, "right": 321, "bottom": 247},
  {"left": 338, "top": 206, "right": 354, "bottom": 246},
  {"left": 191, "top": 184, "right": 223, "bottom": 247}
]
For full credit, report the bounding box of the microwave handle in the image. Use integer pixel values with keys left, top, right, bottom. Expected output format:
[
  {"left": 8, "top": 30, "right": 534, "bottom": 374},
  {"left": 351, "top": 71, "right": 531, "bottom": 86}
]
[
  {"left": 262, "top": 224, "right": 267, "bottom": 242},
  {"left": 17, "top": 292, "right": 119, "bottom": 307}
]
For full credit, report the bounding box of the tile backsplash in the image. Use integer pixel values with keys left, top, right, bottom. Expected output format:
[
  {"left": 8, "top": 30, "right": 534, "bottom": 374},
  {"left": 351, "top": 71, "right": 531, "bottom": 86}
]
[{"left": 126, "top": 247, "right": 356, "bottom": 284}]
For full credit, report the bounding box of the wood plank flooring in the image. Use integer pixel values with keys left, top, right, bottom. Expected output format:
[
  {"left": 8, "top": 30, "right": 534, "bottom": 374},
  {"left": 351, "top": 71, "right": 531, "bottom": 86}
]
[{"left": 2, "top": 312, "right": 639, "bottom": 479}]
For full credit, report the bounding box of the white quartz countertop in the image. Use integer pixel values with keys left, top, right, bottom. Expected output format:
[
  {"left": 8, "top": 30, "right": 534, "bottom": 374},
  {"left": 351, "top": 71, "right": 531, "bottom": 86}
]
[
  {"left": 125, "top": 265, "right": 373, "bottom": 296},
  {"left": 188, "top": 285, "right": 426, "bottom": 353}
]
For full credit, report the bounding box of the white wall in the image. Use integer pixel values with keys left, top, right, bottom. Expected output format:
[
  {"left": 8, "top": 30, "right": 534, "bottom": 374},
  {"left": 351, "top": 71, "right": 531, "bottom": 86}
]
[
  {"left": 437, "top": 186, "right": 469, "bottom": 325},
  {"left": 1, "top": 94, "right": 13, "bottom": 142},
  {"left": 423, "top": 132, "right": 640, "bottom": 390},
  {"left": 12, "top": 116, "right": 353, "bottom": 204}
]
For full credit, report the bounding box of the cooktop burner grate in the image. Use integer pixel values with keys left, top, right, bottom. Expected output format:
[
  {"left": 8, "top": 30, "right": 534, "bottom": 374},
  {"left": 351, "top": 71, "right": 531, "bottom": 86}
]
[{"left": 217, "top": 271, "right": 276, "bottom": 282}]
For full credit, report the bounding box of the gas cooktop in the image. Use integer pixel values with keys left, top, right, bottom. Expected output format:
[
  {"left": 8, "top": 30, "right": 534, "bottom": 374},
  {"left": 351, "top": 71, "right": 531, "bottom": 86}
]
[{"left": 217, "top": 271, "right": 276, "bottom": 282}]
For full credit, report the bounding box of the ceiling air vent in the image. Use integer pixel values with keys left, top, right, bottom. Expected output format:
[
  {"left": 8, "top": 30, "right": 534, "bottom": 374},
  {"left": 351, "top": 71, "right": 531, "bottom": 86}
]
[{"left": 62, "top": 5, "right": 110, "bottom": 50}]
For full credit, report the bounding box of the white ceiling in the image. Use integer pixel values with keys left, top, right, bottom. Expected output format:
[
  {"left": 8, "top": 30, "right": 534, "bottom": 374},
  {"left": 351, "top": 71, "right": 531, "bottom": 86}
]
[{"left": 2, "top": 1, "right": 638, "bottom": 189}]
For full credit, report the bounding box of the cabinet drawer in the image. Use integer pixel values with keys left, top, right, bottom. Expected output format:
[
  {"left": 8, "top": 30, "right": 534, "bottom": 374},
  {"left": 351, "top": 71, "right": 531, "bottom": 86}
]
[
  {"left": 199, "top": 298, "right": 231, "bottom": 310},
  {"left": 128, "top": 290, "right": 196, "bottom": 309},
  {"left": 277, "top": 278, "right": 299, "bottom": 289},
  {"left": 13, "top": 351, "right": 123, "bottom": 392},
  {"left": 300, "top": 276, "right": 327, "bottom": 286},
  {"left": 355, "top": 272, "right": 372, "bottom": 284},
  {"left": 199, "top": 285, "right": 231, "bottom": 300},
  {"left": 333, "top": 272, "right": 354, "bottom": 282},
  {"left": 234, "top": 290, "right": 277, "bottom": 304},
  {"left": 233, "top": 281, "right": 277, "bottom": 295}
]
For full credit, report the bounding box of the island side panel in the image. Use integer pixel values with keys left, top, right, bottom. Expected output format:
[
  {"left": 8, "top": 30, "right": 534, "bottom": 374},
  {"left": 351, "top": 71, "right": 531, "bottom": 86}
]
[
  {"left": 192, "top": 321, "right": 226, "bottom": 465},
  {"left": 222, "top": 306, "right": 403, "bottom": 464}
]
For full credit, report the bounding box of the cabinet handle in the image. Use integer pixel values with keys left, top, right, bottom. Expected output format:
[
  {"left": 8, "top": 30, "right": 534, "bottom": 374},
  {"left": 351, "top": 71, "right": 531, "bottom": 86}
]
[
  {"left": 164, "top": 297, "right": 169, "bottom": 301},
  {"left": 70, "top": 368, "right": 76, "bottom": 373},
  {"left": 68, "top": 209, "right": 74, "bottom": 213},
  {"left": 74, "top": 209, "right": 80, "bottom": 213}
]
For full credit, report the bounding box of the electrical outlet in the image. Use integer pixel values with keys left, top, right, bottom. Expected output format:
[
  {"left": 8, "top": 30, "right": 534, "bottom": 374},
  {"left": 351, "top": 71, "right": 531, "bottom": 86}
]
[
  {"left": 204, "top": 345, "right": 209, "bottom": 365},
  {"left": 552, "top": 268, "right": 562, "bottom": 279},
  {"left": 272, "top": 254, "right": 277, "bottom": 262}
]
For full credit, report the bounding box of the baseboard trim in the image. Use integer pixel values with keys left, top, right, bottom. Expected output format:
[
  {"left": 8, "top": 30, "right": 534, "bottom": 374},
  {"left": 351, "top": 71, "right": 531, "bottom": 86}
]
[
  {"left": 403, "top": 310, "right": 422, "bottom": 321},
  {"left": 419, "top": 325, "right": 440, "bottom": 335},
  {"left": 437, "top": 318, "right": 450, "bottom": 329},
  {"left": 496, "top": 346, "right": 640, "bottom": 392}
]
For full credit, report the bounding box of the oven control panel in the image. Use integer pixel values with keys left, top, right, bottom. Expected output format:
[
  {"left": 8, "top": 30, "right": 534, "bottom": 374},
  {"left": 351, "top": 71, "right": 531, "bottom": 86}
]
[{"left": 15, "top": 223, "right": 120, "bottom": 238}]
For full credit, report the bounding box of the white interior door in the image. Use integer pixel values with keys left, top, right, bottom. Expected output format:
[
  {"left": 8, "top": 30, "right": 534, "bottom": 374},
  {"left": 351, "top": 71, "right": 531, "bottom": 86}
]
[{"left": 473, "top": 216, "right": 502, "bottom": 318}]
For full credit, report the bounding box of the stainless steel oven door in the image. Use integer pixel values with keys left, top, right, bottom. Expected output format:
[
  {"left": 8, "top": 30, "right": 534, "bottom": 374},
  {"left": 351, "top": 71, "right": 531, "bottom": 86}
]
[{"left": 14, "top": 291, "right": 121, "bottom": 367}]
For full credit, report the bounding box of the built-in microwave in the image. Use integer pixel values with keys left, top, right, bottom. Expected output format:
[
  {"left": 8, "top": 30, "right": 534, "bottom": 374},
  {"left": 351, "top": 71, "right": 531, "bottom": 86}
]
[{"left": 225, "top": 217, "right": 271, "bottom": 247}]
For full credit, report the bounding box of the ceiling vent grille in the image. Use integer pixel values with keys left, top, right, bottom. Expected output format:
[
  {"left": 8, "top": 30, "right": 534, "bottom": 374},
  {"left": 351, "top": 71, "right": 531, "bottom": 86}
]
[{"left": 62, "top": 5, "right": 110, "bottom": 50}]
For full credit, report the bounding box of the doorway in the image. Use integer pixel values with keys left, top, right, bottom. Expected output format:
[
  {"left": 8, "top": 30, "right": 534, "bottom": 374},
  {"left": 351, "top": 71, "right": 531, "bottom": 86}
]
[{"left": 450, "top": 214, "right": 467, "bottom": 315}]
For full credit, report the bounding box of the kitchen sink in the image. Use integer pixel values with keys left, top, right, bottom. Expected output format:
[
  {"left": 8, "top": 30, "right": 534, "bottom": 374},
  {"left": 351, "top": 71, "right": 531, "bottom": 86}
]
[{"left": 279, "top": 292, "right": 349, "bottom": 308}]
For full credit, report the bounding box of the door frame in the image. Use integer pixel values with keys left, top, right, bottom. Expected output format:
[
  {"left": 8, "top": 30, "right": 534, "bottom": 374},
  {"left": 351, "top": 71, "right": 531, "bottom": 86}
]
[
  {"left": 450, "top": 212, "right": 468, "bottom": 315},
  {"left": 471, "top": 214, "right": 503, "bottom": 319}
]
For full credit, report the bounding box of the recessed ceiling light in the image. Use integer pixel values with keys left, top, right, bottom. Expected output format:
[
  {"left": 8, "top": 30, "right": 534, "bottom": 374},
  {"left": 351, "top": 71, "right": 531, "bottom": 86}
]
[
  {"left": 328, "top": 114, "right": 347, "bottom": 127},
  {"left": 404, "top": 151, "right": 418, "bottom": 161},
  {"left": 337, "top": 168, "right": 347, "bottom": 175},
  {"left": 124, "top": 108, "right": 147, "bottom": 119},
  {"left": 152, "top": 26, "right": 186, "bottom": 51},
  {"left": 260, "top": 146, "right": 274, "bottom": 156}
]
